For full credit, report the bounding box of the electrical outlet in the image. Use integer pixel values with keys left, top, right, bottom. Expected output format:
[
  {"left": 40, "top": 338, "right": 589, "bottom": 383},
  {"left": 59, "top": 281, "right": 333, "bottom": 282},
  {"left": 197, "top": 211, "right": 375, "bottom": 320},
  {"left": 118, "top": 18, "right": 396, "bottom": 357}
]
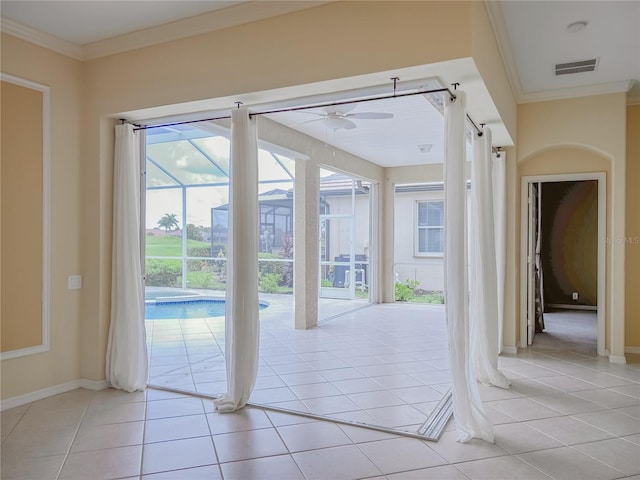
[
  {"left": 68, "top": 275, "right": 82, "bottom": 290},
  {"left": 572, "top": 292, "right": 579, "bottom": 300}
]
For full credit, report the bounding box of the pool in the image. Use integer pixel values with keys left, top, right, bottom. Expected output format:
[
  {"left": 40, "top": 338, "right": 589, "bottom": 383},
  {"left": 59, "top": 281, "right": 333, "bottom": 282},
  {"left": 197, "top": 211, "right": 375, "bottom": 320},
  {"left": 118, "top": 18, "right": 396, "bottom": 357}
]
[{"left": 145, "top": 296, "right": 268, "bottom": 320}]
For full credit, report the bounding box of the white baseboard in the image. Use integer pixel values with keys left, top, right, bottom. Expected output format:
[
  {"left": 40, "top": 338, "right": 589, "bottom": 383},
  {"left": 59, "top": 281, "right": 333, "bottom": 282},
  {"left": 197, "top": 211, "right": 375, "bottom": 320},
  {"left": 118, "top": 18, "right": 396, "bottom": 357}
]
[
  {"left": 609, "top": 354, "right": 627, "bottom": 364},
  {"left": 501, "top": 346, "right": 518, "bottom": 355},
  {"left": 1, "top": 378, "right": 108, "bottom": 411},
  {"left": 625, "top": 346, "right": 640, "bottom": 354},
  {"left": 546, "top": 303, "right": 598, "bottom": 311},
  {"left": 80, "top": 378, "right": 109, "bottom": 391}
]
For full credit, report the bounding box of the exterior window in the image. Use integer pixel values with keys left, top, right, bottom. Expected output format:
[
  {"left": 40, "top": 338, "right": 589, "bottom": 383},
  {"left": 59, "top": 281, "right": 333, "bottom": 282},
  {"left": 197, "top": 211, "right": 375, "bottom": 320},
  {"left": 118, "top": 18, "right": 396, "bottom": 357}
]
[{"left": 416, "top": 200, "right": 444, "bottom": 255}]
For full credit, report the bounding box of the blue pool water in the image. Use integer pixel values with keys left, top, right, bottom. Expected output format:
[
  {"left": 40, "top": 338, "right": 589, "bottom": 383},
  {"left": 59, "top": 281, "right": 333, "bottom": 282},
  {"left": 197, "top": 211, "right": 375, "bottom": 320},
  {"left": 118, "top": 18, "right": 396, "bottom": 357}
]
[{"left": 145, "top": 298, "right": 267, "bottom": 320}]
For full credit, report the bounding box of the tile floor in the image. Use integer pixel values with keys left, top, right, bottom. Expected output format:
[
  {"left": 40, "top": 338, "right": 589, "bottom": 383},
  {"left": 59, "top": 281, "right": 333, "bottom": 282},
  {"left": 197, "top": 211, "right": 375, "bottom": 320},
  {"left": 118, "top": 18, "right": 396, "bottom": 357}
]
[
  {"left": 2, "top": 310, "right": 640, "bottom": 479},
  {"left": 146, "top": 299, "right": 451, "bottom": 435}
]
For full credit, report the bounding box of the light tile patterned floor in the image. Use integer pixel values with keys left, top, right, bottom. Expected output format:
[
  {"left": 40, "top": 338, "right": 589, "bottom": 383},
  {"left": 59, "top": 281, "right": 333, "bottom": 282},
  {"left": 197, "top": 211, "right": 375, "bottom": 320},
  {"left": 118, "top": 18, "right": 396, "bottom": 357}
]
[
  {"left": 146, "top": 299, "right": 451, "bottom": 435},
  {"left": 2, "top": 310, "right": 640, "bottom": 479}
]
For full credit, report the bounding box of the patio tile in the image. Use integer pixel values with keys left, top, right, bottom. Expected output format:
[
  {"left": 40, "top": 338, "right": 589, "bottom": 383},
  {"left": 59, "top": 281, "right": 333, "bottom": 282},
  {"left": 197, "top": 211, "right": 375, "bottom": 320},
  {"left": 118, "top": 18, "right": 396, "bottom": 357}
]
[
  {"left": 277, "top": 421, "right": 352, "bottom": 452},
  {"left": 289, "top": 382, "right": 342, "bottom": 399}
]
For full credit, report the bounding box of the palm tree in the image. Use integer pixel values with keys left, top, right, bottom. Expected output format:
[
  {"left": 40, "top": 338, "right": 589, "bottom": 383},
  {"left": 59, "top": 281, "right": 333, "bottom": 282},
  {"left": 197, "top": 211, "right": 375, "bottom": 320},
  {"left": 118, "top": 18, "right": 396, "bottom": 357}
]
[{"left": 157, "top": 213, "right": 179, "bottom": 232}]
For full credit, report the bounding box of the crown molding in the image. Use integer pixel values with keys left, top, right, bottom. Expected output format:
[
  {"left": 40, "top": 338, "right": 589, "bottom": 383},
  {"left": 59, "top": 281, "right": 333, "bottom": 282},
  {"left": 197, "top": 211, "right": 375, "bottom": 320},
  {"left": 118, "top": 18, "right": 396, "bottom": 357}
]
[
  {"left": 1, "top": 1, "right": 330, "bottom": 61},
  {"left": 484, "top": 0, "right": 524, "bottom": 102},
  {"left": 627, "top": 82, "right": 640, "bottom": 105},
  {"left": 0, "top": 16, "right": 83, "bottom": 60},
  {"left": 83, "top": 0, "right": 331, "bottom": 60},
  {"left": 518, "top": 80, "right": 635, "bottom": 104}
]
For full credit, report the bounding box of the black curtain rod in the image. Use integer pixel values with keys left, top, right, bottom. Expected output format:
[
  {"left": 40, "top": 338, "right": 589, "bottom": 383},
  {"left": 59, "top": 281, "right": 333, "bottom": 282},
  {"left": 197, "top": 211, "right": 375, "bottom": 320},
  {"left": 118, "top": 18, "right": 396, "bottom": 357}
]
[
  {"left": 465, "top": 114, "right": 502, "bottom": 157},
  {"left": 247, "top": 87, "right": 456, "bottom": 117},
  {"left": 131, "top": 85, "right": 500, "bottom": 156},
  {"left": 133, "top": 115, "right": 231, "bottom": 131},
  {"left": 132, "top": 87, "right": 455, "bottom": 131}
]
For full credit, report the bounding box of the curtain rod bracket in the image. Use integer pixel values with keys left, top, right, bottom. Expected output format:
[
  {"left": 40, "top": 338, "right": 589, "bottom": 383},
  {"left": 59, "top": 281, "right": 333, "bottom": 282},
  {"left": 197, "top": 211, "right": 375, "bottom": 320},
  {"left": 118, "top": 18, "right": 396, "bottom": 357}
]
[
  {"left": 391, "top": 77, "right": 400, "bottom": 96},
  {"left": 235, "top": 101, "right": 243, "bottom": 109}
]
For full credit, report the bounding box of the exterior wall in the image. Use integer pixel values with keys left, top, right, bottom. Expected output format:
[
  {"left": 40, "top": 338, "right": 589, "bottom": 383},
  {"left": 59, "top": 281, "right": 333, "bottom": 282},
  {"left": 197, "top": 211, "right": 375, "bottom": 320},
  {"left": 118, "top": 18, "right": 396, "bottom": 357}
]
[
  {"left": 0, "top": 34, "right": 84, "bottom": 400},
  {"left": 394, "top": 189, "right": 445, "bottom": 292},
  {"left": 626, "top": 104, "right": 640, "bottom": 350},
  {"left": 516, "top": 93, "right": 627, "bottom": 359}
]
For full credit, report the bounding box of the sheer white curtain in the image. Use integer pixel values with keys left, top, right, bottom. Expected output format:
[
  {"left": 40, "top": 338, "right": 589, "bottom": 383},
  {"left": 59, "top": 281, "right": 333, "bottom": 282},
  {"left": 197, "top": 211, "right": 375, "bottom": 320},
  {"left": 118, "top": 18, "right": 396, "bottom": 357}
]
[
  {"left": 470, "top": 128, "right": 510, "bottom": 389},
  {"left": 214, "top": 108, "right": 260, "bottom": 413},
  {"left": 443, "top": 91, "right": 494, "bottom": 443},
  {"left": 492, "top": 151, "right": 507, "bottom": 353},
  {"left": 106, "top": 123, "right": 148, "bottom": 392}
]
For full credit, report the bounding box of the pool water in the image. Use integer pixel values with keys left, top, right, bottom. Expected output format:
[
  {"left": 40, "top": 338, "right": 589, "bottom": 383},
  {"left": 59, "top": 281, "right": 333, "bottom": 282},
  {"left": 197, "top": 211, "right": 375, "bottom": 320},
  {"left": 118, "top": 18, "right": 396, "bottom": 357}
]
[{"left": 145, "top": 299, "right": 267, "bottom": 320}]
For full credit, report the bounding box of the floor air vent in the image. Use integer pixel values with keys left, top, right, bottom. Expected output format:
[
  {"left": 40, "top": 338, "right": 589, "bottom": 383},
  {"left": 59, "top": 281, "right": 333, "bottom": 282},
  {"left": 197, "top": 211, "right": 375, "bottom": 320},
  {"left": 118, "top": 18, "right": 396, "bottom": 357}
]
[{"left": 555, "top": 58, "right": 598, "bottom": 75}]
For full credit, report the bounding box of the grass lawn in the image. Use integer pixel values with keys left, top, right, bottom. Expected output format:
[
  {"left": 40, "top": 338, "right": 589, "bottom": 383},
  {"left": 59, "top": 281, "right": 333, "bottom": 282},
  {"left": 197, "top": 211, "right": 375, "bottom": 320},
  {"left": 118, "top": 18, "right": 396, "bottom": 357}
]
[{"left": 146, "top": 234, "right": 210, "bottom": 256}]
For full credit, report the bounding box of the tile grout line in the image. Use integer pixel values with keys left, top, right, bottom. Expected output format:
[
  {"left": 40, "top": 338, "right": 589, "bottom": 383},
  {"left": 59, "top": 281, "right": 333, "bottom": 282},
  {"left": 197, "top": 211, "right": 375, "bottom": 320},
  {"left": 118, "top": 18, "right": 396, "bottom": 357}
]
[{"left": 55, "top": 390, "right": 96, "bottom": 480}]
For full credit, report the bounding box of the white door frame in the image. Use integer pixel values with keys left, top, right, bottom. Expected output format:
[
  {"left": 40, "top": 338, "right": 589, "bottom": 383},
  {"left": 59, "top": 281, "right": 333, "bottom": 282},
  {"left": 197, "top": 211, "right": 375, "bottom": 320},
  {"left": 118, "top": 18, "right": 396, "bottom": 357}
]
[{"left": 520, "top": 172, "right": 606, "bottom": 356}]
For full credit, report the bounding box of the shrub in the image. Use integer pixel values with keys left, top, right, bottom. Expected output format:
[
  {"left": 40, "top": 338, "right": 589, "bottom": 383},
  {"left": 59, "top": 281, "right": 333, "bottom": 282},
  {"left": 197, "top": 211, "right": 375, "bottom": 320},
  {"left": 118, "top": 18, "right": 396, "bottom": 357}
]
[
  {"left": 425, "top": 291, "right": 445, "bottom": 304},
  {"left": 395, "top": 279, "right": 420, "bottom": 302},
  {"left": 145, "top": 259, "right": 181, "bottom": 287},
  {"left": 187, "top": 246, "right": 211, "bottom": 257},
  {"left": 259, "top": 272, "right": 282, "bottom": 293}
]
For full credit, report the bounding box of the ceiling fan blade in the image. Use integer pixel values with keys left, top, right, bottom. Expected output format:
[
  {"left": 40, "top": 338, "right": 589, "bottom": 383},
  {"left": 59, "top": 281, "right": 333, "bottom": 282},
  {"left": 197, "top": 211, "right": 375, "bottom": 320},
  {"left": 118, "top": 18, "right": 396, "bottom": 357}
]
[
  {"left": 326, "top": 117, "right": 357, "bottom": 130},
  {"left": 347, "top": 112, "right": 394, "bottom": 120},
  {"left": 297, "top": 117, "right": 326, "bottom": 126},
  {"left": 324, "top": 103, "right": 357, "bottom": 115}
]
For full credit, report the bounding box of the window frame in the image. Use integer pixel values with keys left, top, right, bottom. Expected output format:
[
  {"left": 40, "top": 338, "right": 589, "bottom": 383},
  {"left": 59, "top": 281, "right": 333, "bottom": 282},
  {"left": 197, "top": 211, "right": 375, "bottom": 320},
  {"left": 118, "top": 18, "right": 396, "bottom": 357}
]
[{"left": 414, "top": 199, "right": 444, "bottom": 257}]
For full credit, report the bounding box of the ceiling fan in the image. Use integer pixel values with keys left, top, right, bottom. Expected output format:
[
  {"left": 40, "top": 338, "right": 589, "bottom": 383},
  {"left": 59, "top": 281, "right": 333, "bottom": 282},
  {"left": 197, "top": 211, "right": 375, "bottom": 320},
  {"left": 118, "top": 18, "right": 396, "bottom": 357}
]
[{"left": 301, "top": 103, "right": 393, "bottom": 130}]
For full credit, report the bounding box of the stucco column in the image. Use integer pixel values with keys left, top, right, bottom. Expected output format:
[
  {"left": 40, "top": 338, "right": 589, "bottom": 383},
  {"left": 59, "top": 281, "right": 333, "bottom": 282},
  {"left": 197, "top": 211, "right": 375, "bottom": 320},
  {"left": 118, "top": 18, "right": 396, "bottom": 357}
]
[
  {"left": 382, "top": 173, "right": 396, "bottom": 303},
  {"left": 294, "top": 159, "right": 319, "bottom": 329}
]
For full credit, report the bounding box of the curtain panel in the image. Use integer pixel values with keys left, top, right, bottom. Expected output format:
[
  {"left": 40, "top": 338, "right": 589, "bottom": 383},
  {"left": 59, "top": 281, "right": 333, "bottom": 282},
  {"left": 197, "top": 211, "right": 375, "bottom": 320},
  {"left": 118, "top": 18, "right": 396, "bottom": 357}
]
[
  {"left": 470, "top": 128, "right": 510, "bottom": 389},
  {"left": 443, "top": 91, "right": 494, "bottom": 443},
  {"left": 106, "top": 124, "right": 148, "bottom": 392},
  {"left": 214, "top": 108, "right": 260, "bottom": 413},
  {"left": 492, "top": 152, "right": 507, "bottom": 353}
]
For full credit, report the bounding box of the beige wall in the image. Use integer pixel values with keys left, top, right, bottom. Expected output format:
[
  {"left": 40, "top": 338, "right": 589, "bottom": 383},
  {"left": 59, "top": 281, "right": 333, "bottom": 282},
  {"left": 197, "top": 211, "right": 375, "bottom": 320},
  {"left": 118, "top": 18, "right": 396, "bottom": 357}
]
[
  {"left": 626, "top": 104, "right": 640, "bottom": 349},
  {"left": 1, "top": 80, "right": 43, "bottom": 352},
  {"left": 1, "top": 34, "right": 84, "bottom": 399},
  {"left": 516, "top": 94, "right": 627, "bottom": 358}
]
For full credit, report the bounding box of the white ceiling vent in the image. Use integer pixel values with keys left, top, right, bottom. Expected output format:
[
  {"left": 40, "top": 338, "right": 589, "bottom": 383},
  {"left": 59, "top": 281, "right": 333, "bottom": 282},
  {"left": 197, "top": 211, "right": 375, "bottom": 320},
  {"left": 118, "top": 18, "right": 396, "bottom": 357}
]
[{"left": 554, "top": 58, "right": 599, "bottom": 76}]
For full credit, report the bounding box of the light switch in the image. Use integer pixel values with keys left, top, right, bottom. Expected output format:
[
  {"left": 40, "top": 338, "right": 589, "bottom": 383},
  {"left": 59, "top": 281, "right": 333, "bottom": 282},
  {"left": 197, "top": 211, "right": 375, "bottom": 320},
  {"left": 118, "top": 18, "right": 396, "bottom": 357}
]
[{"left": 68, "top": 275, "right": 82, "bottom": 290}]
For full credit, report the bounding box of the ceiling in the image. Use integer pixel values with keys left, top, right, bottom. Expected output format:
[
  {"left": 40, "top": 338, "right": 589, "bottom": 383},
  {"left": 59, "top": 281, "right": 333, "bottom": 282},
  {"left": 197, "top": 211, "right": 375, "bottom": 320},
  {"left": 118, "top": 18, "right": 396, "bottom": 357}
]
[{"left": 1, "top": 0, "right": 638, "bottom": 168}]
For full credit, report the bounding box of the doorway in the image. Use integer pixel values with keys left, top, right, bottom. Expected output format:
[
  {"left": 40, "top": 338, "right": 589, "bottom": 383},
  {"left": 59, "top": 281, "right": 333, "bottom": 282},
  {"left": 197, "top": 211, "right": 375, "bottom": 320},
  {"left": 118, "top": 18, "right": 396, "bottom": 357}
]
[
  {"left": 520, "top": 173, "right": 606, "bottom": 356},
  {"left": 318, "top": 168, "right": 373, "bottom": 319}
]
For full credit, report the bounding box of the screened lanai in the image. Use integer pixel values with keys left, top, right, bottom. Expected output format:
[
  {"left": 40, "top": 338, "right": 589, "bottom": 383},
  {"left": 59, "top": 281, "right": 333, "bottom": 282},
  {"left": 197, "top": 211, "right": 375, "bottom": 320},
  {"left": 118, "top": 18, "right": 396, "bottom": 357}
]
[{"left": 145, "top": 123, "right": 296, "bottom": 293}]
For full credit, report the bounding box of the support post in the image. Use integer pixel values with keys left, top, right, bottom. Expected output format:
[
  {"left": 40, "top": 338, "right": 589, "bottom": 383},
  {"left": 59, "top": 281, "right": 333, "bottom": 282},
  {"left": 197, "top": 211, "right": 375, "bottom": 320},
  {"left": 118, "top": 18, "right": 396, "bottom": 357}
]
[{"left": 294, "top": 159, "right": 319, "bottom": 329}]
